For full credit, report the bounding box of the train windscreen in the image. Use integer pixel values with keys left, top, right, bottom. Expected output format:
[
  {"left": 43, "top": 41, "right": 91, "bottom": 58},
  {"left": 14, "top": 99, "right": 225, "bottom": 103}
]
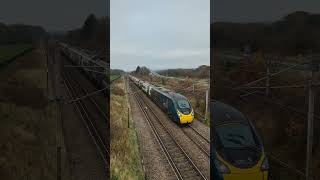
[
  {"left": 177, "top": 99, "right": 191, "bottom": 115},
  {"left": 215, "top": 123, "right": 262, "bottom": 168},
  {"left": 216, "top": 123, "right": 258, "bottom": 149}
]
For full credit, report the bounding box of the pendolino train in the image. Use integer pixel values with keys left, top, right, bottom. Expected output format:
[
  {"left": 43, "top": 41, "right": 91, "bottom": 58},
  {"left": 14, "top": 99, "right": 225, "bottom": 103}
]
[
  {"left": 129, "top": 75, "right": 194, "bottom": 124},
  {"left": 59, "top": 42, "right": 108, "bottom": 92},
  {"left": 212, "top": 101, "right": 269, "bottom": 180}
]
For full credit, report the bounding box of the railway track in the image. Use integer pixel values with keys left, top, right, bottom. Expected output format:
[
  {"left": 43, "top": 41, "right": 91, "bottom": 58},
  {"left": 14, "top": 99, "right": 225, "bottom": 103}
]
[
  {"left": 65, "top": 71, "right": 108, "bottom": 123},
  {"left": 130, "top": 80, "right": 207, "bottom": 180},
  {"left": 62, "top": 72, "right": 109, "bottom": 168},
  {"left": 181, "top": 125, "right": 210, "bottom": 157},
  {"left": 189, "top": 125, "right": 210, "bottom": 144}
]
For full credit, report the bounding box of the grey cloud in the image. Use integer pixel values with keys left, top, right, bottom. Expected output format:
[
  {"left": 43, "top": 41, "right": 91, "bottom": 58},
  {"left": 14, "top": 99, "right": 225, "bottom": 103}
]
[{"left": 111, "top": 0, "right": 210, "bottom": 71}]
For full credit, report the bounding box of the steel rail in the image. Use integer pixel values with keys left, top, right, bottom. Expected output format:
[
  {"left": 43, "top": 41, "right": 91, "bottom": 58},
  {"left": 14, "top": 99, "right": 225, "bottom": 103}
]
[
  {"left": 63, "top": 73, "right": 109, "bottom": 165},
  {"left": 181, "top": 127, "right": 210, "bottom": 157},
  {"left": 188, "top": 125, "right": 210, "bottom": 144},
  {"left": 130, "top": 81, "right": 183, "bottom": 180},
  {"left": 65, "top": 71, "right": 108, "bottom": 122},
  {"left": 131, "top": 81, "right": 207, "bottom": 180}
]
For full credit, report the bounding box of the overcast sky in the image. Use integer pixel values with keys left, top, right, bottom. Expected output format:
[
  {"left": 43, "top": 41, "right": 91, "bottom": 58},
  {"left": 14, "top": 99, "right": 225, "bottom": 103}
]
[
  {"left": 110, "top": 0, "right": 210, "bottom": 71},
  {"left": 1, "top": 0, "right": 107, "bottom": 31},
  {"left": 213, "top": 0, "right": 320, "bottom": 23}
]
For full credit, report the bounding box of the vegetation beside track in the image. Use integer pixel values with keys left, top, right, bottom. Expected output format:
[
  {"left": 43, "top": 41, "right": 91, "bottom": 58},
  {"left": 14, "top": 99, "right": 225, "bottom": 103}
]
[
  {"left": 110, "top": 77, "right": 144, "bottom": 180},
  {"left": 110, "top": 74, "right": 121, "bottom": 83},
  {"left": 0, "top": 46, "right": 56, "bottom": 179},
  {"left": 0, "top": 44, "right": 33, "bottom": 65}
]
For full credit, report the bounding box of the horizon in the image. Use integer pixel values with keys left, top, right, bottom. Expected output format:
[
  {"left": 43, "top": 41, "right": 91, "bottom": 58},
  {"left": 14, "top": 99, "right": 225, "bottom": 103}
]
[
  {"left": 212, "top": 10, "right": 320, "bottom": 24},
  {"left": 0, "top": 14, "right": 108, "bottom": 33},
  {"left": 0, "top": 0, "right": 107, "bottom": 32},
  {"left": 213, "top": 0, "right": 320, "bottom": 23},
  {"left": 111, "top": 64, "right": 210, "bottom": 72}
]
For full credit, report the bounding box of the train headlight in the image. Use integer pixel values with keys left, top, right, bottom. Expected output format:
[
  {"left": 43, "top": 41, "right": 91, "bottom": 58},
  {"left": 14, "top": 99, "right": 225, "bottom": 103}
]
[
  {"left": 191, "top": 110, "right": 194, "bottom": 116},
  {"left": 261, "top": 157, "right": 269, "bottom": 171},
  {"left": 216, "top": 159, "right": 230, "bottom": 174},
  {"left": 177, "top": 111, "right": 182, "bottom": 117}
]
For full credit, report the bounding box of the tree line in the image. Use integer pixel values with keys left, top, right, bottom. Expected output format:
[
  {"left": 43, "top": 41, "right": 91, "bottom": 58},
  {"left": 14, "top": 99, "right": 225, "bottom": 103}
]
[
  {"left": 212, "top": 11, "right": 320, "bottom": 55},
  {"left": 0, "top": 23, "right": 46, "bottom": 45},
  {"left": 65, "top": 14, "right": 109, "bottom": 51}
]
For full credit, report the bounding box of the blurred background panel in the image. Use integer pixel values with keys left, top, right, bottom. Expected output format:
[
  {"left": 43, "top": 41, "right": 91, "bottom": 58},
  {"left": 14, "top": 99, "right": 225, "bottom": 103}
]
[
  {"left": 0, "top": 0, "right": 109, "bottom": 179},
  {"left": 211, "top": 1, "right": 320, "bottom": 180}
]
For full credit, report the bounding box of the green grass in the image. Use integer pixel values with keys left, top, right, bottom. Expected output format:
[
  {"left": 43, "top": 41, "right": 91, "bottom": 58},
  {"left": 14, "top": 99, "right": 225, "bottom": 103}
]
[
  {"left": 0, "top": 44, "right": 32, "bottom": 64},
  {"left": 0, "top": 45, "right": 57, "bottom": 180},
  {"left": 110, "top": 77, "right": 145, "bottom": 180},
  {"left": 110, "top": 74, "right": 121, "bottom": 82}
]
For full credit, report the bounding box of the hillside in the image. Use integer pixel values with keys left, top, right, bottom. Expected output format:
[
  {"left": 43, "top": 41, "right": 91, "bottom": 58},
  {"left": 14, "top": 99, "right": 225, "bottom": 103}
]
[
  {"left": 212, "top": 11, "right": 320, "bottom": 55},
  {"left": 0, "top": 23, "right": 46, "bottom": 44},
  {"left": 158, "top": 65, "right": 210, "bottom": 79},
  {"left": 110, "top": 69, "right": 125, "bottom": 75}
]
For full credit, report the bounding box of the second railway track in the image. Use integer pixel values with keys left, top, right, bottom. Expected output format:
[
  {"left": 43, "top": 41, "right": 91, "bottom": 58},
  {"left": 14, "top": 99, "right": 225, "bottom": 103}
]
[
  {"left": 62, "top": 72, "right": 109, "bottom": 168},
  {"left": 129, "top": 79, "right": 207, "bottom": 180},
  {"left": 181, "top": 125, "right": 210, "bottom": 157}
]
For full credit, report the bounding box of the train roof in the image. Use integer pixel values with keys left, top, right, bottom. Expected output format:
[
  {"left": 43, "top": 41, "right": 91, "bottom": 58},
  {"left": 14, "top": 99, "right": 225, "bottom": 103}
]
[
  {"left": 170, "top": 92, "right": 188, "bottom": 101},
  {"left": 155, "top": 86, "right": 188, "bottom": 101},
  {"left": 130, "top": 75, "right": 189, "bottom": 101},
  {"left": 212, "top": 101, "right": 249, "bottom": 126}
]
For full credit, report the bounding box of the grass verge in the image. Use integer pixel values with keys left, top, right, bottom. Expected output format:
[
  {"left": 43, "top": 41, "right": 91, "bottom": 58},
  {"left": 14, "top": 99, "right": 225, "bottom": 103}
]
[
  {"left": 110, "top": 74, "right": 121, "bottom": 82},
  {"left": 110, "top": 77, "right": 144, "bottom": 180},
  {"left": 0, "top": 44, "right": 32, "bottom": 64},
  {"left": 0, "top": 45, "right": 56, "bottom": 179}
]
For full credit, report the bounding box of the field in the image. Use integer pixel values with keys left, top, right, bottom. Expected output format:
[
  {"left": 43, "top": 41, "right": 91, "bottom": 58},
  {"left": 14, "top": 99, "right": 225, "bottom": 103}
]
[
  {"left": 110, "top": 74, "right": 121, "bottom": 82},
  {"left": 0, "top": 45, "right": 56, "bottom": 179},
  {"left": 110, "top": 77, "right": 144, "bottom": 180},
  {"left": 0, "top": 44, "right": 33, "bottom": 64}
]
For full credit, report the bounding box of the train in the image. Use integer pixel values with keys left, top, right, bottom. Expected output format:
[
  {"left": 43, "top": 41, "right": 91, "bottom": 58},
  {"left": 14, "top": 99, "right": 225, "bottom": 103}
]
[
  {"left": 59, "top": 42, "right": 108, "bottom": 92},
  {"left": 212, "top": 101, "right": 269, "bottom": 180},
  {"left": 129, "top": 75, "right": 194, "bottom": 124}
]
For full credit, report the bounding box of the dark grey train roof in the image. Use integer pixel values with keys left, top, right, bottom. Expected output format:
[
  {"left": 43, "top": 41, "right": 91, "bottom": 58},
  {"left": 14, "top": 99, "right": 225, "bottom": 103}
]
[
  {"left": 170, "top": 92, "right": 188, "bottom": 101},
  {"left": 130, "top": 75, "right": 189, "bottom": 101},
  {"left": 147, "top": 86, "right": 186, "bottom": 104},
  {"left": 212, "top": 101, "right": 249, "bottom": 126},
  {"left": 155, "top": 86, "right": 188, "bottom": 101}
]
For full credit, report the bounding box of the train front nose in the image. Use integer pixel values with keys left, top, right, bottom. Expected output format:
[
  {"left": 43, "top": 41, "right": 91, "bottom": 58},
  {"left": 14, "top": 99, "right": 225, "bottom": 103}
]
[{"left": 178, "top": 111, "right": 194, "bottom": 124}]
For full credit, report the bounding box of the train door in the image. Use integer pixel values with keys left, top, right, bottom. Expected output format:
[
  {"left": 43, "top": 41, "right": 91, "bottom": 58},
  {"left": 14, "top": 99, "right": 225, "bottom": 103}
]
[
  {"left": 150, "top": 89, "right": 155, "bottom": 102},
  {"left": 154, "top": 91, "right": 162, "bottom": 107},
  {"left": 167, "top": 99, "right": 177, "bottom": 122},
  {"left": 163, "top": 98, "right": 169, "bottom": 111}
]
